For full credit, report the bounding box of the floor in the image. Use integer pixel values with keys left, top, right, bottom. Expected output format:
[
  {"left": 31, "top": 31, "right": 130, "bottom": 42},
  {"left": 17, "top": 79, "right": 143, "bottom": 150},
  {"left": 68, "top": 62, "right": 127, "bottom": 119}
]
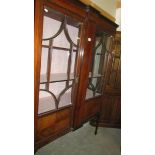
[{"left": 35, "top": 123, "right": 121, "bottom": 155}]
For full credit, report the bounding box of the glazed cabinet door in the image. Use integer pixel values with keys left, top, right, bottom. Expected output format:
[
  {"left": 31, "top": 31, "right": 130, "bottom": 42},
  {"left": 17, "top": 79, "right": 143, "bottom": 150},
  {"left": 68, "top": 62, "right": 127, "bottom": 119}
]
[
  {"left": 38, "top": 6, "right": 82, "bottom": 115},
  {"left": 83, "top": 28, "right": 115, "bottom": 118},
  {"left": 35, "top": 0, "right": 85, "bottom": 148},
  {"left": 99, "top": 32, "right": 121, "bottom": 128},
  {"left": 90, "top": 32, "right": 121, "bottom": 128}
]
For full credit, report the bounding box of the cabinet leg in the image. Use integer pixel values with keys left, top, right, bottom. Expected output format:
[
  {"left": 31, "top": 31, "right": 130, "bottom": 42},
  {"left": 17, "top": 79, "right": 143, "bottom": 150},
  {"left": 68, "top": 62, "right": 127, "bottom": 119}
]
[
  {"left": 95, "top": 113, "right": 100, "bottom": 135},
  {"left": 34, "top": 147, "right": 38, "bottom": 154}
]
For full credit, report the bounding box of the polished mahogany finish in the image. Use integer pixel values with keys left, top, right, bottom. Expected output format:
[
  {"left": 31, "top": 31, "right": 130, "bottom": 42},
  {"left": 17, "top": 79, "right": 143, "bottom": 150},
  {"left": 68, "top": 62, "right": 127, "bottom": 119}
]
[
  {"left": 34, "top": 0, "right": 44, "bottom": 145},
  {"left": 34, "top": 0, "right": 118, "bottom": 150},
  {"left": 90, "top": 31, "right": 121, "bottom": 128},
  {"left": 36, "top": 107, "right": 72, "bottom": 149}
]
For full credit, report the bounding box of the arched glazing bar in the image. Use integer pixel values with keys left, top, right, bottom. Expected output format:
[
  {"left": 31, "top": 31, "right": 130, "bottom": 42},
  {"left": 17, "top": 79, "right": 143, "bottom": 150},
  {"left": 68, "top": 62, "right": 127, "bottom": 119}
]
[{"left": 39, "top": 7, "right": 81, "bottom": 113}]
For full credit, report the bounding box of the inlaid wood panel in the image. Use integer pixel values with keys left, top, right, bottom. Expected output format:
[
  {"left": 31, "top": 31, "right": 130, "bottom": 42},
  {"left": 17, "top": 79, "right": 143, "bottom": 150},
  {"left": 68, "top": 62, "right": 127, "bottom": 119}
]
[
  {"left": 101, "top": 95, "right": 120, "bottom": 125},
  {"left": 36, "top": 107, "right": 72, "bottom": 144},
  {"left": 111, "top": 96, "right": 121, "bottom": 124},
  {"left": 84, "top": 97, "right": 102, "bottom": 121}
]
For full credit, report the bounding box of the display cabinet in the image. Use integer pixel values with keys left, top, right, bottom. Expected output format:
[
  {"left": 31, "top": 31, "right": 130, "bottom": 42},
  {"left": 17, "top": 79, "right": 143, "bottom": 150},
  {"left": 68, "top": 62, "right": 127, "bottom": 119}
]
[
  {"left": 90, "top": 31, "right": 121, "bottom": 128},
  {"left": 35, "top": 0, "right": 118, "bottom": 150}
]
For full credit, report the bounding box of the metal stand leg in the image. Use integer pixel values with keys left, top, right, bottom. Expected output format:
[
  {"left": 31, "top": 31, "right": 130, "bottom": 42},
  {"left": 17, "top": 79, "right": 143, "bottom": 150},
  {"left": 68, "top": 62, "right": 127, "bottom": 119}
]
[{"left": 95, "top": 112, "right": 100, "bottom": 135}]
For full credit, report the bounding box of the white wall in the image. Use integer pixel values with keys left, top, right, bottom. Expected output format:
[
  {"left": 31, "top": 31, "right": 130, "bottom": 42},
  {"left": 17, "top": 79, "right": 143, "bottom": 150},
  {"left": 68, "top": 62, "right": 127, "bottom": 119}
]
[
  {"left": 80, "top": 0, "right": 117, "bottom": 21},
  {"left": 115, "top": 8, "right": 121, "bottom": 31},
  {"left": 92, "top": 0, "right": 116, "bottom": 18}
]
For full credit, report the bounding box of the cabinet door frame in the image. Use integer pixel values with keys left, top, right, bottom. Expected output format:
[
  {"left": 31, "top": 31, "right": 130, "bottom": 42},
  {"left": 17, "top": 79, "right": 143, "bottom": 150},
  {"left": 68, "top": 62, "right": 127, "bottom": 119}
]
[
  {"left": 73, "top": 19, "right": 97, "bottom": 128},
  {"left": 35, "top": 0, "right": 44, "bottom": 143}
]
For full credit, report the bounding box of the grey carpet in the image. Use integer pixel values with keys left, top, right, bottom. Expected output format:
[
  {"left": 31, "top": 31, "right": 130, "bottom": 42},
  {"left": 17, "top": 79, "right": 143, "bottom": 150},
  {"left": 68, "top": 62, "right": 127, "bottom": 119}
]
[{"left": 35, "top": 123, "right": 121, "bottom": 155}]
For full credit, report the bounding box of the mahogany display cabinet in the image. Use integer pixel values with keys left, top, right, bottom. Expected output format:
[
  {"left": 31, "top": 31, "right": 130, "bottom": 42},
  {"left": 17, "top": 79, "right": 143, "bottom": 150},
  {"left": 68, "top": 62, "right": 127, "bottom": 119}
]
[
  {"left": 34, "top": 0, "right": 118, "bottom": 150},
  {"left": 90, "top": 31, "right": 121, "bottom": 128}
]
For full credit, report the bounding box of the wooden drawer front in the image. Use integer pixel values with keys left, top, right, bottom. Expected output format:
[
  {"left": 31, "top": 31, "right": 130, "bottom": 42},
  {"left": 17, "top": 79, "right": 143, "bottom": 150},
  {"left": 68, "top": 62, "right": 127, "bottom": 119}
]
[
  {"left": 84, "top": 97, "right": 101, "bottom": 121},
  {"left": 36, "top": 107, "right": 72, "bottom": 142}
]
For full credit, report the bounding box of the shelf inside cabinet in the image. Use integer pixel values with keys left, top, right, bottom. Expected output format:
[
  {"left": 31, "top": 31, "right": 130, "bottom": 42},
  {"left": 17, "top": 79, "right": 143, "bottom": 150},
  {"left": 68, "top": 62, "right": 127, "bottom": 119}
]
[
  {"left": 38, "top": 91, "right": 72, "bottom": 114},
  {"left": 85, "top": 89, "right": 101, "bottom": 100},
  {"left": 88, "top": 73, "right": 104, "bottom": 78},
  {"left": 38, "top": 88, "right": 101, "bottom": 114},
  {"left": 40, "top": 73, "right": 75, "bottom": 83},
  {"left": 42, "top": 45, "right": 78, "bottom": 52}
]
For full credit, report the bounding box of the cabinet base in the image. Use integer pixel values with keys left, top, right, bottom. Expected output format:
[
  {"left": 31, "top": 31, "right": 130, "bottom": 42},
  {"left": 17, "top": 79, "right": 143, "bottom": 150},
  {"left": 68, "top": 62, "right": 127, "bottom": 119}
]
[{"left": 35, "top": 128, "right": 71, "bottom": 151}]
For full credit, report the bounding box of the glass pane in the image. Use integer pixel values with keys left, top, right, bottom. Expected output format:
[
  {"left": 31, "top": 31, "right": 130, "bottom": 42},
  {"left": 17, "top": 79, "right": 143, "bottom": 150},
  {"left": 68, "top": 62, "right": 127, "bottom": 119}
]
[
  {"left": 85, "top": 32, "right": 112, "bottom": 100},
  {"left": 38, "top": 6, "right": 82, "bottom": 114}
]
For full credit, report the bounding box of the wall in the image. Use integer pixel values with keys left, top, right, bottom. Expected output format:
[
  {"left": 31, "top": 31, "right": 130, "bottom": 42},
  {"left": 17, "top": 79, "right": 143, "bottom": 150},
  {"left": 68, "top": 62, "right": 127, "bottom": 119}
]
[
  {"left": 91, "top": 0, "right": 116, "bottom": 18},
  {"left": 115, "top": 8, "right": 121, "bottom": 31},
  {"left": 80, "top": 0, "right": 121, "bottom": 31},
  {"left": 80, "top": 0, "right": 117, "bottom": 21}
]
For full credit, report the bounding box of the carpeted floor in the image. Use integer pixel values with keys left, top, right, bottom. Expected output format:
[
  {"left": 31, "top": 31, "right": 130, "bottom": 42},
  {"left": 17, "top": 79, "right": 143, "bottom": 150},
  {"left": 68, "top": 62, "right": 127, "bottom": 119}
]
[{"left": 35, "top": 123, "right": 121, "bottom": 155}]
